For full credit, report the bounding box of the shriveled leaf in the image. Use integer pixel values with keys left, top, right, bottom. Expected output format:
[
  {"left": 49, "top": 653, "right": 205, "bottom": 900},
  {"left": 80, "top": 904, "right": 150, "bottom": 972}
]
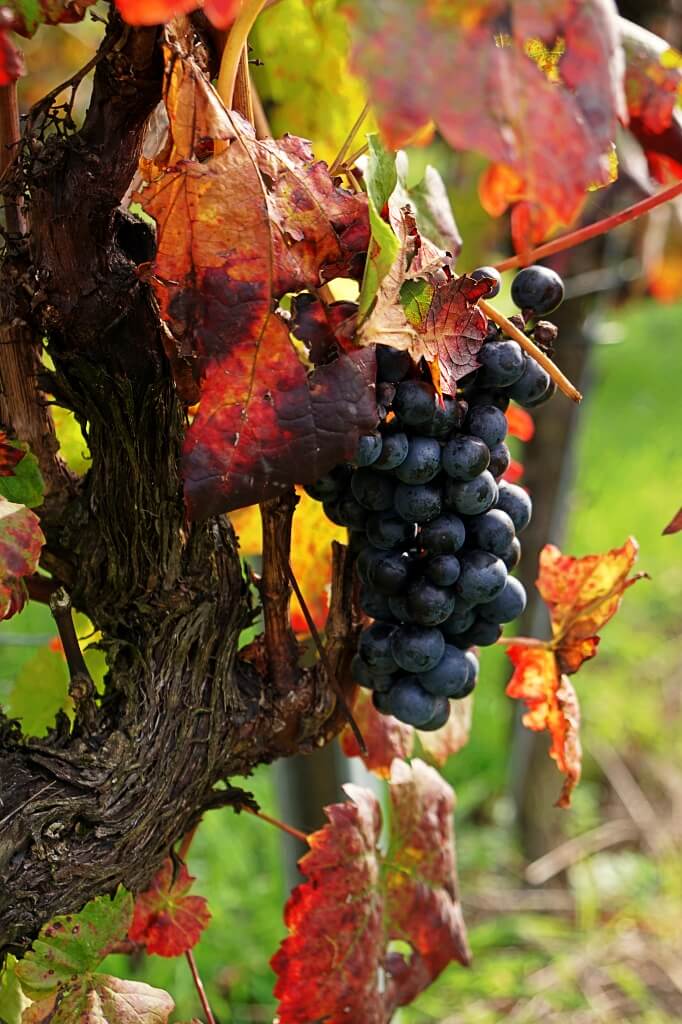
[
  {"left": 340, "top": 687, "right": 414, "bottom": 777},
  {"left": 538, "top": 537, "right": 646, "bottom": 673},
  {"left": 138, "top": 31, "right": 375, "bottom": 517},
  {"left": 347, "top": 0, "right": 625, "bottom": 251},
  {"left": 115, "top": 0, "right": 239, "bottom": 28},
  {"left": 23, "top": 976, "right": 174, "bottom": 1024},
  {"left": 663, "top": 507, "right": 682, "bottom": 535},
  {"left": 357, "top": 134, "right": 400, "bottom": 318},
  {"left": 129, "top": 859, "right": 210, "bottom": 957},
  {"left": 16, "top": 888, "right": 133, "bottom": 998},
  {"left": 0, "top": 441, "right": 44, "bottom": 508},
  {"left": 0, "top": 499, "right": 44, "bottom": 622},
  {"left": 506, "top": 646, "right": 581, "bottom": 808},
  {"left": 272, "top": 760, "right": 468, "bottom": 1022},
  {"left": 417, "top": 696, "right": 472, "bottom": 767},
  {"left": 394, "top": 150, "right": 462, "bottom": 257}
]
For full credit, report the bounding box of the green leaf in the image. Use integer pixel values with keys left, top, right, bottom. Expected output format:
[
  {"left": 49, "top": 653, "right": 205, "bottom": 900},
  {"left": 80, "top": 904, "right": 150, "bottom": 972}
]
[
  {"left": 394, "top": 152, "right": 462, "bottom": 256},
  {"left": 0, "top": 444, "right": 44, "bottom": 508},
  {"left": 25, "top": 976, "right": 174, "bottom": 1024},
  {"left": 0, "top": 957, "right": 29, "bottom": 1024},
  {"left": 400, "top": 278, "right": 436, "bottom": 328},
  {"left": 16, "top": 888, "right": 134, "bottom": 998},
  {"left": 4, "top": 644, "right": 70, "bottom": 736},
  {"left": 357, "top": 134, "right": 400, "bottom": 318}
]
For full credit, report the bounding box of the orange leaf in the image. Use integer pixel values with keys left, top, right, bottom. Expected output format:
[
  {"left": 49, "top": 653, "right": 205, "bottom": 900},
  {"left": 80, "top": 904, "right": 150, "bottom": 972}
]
[
  {"left": 340, "top": 687, "right": 414, "bottom": 777},
  {"left": 505, "top": 403, "right": 535, "bottom": 442},
  {"left": 538, "top": 537, "right": 646, "bottom": 673},
  {"left": 271, "top": 760, "right": 468, "bottom": 1023},
  {"left": 115, "top": 0, "right": 240, "bottom": 28},
  {"left": 502, "top": 458, "right": 524, "bottom": 484},
  {"left": 506, "top": 646, "right": 581, "bottom": 808},
  {"left": 129, "top": 859, "right": 211, "bottom": 957}
]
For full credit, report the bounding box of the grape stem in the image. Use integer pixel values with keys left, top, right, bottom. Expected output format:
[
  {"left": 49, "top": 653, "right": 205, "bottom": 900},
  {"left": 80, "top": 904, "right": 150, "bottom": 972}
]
[
  {"left": 216, "top": 0, "right": 269, "bottom": 110},
  {"left": 329, "top": 102, "right": 370, "bottom": 177},
  {"left": 243, "top": 805, "right": 309, "bottom": 844},
  {"left": 494, "top": 179, "right": 682, "bottom": 273},
  {"left": 495, "top": 636, "right": 546, "bottom": 648},
  {"left": 185, "top": 950, "right": 218, "bottom": 1024},
  {"left": 479, "top": 298, "right": 582, "bottom": 403}
]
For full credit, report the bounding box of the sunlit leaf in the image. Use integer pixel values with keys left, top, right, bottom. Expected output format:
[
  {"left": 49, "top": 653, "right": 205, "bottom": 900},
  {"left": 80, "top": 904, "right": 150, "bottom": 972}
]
[
  {"left": 129, "top": 859, "right": 210, "bottom": 957},
  {"left": 0, "top": 957, "right": 29, "bottom": 1024},
  {"left": 0, "top": 498, "right": 44, "bottom": 621},
  {"left": 0, "top": 440, "right": 44, "bottom": 508},
  {"left": 357, "top": 134, "right": 400, "bottom": 318},
  {"left": 23, "top": 976, "right": 174, "bottom": 1024},
  {"left": 115, "top": 0, "right": 239, "bottom": 29}
]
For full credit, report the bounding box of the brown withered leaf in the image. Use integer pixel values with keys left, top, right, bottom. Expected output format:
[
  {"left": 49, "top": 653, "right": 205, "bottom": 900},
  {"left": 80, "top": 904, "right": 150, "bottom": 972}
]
[{"left": 137, "top": 29, "right": 375, "bottom": 517}]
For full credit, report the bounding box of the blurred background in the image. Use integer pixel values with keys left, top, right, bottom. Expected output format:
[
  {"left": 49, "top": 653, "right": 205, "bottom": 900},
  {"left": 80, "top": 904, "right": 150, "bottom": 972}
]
[{"left": 2, "top": 1, "right": 682, "bottom": 1022}]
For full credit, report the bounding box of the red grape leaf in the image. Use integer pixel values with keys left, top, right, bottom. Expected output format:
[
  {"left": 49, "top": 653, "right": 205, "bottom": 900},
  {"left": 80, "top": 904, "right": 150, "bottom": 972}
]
[
  {"left": 416, "top": 696, "right": 473, "bottom": 767},
  {"left": 129, "top": 859, "right": 210, "bottom": 957},
  {"left": 506, "top": 404, "right": 535, "bottom": 442},
  {"left": 502, "top": 458, "right": 525, "bottom": 484},
  {"left": 138, "top": 30, "right": 375, "bottom": 517},
  {"left": 663, "top": 507, "right": 682, "bottom": 535},
  {"left": 347, "top": 0, "right": 625, "bottom": 250},
  {"left": 271, "top": 759, "right": 469, "bottom": 1023},
  {"left": 0, "top": 498, "right": 44, "bottom": 621},
  {"left": 2, "top": 1, "right": 96, "bottom": 37},
  {"left": 0, "top": 432, "right": 24, "bottom": 477},
  {"left": 339, "top": 686, "right": 414, "bottom": 777},
  {"left": 115, "top": 0, "right": 240, "bottom": 28},
  {"left": 621, "top": 19, "right": 682, "bottom": 136},
  {"left": 0, "top": 23, "right": 24, "bottom": 85},
  {"left": 506, "top": 646, "right": 581, "bottom": 808}
]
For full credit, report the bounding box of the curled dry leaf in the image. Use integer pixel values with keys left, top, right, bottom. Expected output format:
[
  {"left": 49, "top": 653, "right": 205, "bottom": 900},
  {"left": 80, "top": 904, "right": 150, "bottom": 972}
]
[
  {"left": 137, "top": 28, "right": 376, "bottom": 518},
  {"left": 0, "top": 498, "right": 44, "bottom": 621},
  {"left": 271, "top": 759, "right": 469, "bottom": 1023},
  {"left": 505, "top": 538, "right": 646, "bottom": 805},
  {"left": 129, "top": 858, "right": 211, "bottom": 958}
]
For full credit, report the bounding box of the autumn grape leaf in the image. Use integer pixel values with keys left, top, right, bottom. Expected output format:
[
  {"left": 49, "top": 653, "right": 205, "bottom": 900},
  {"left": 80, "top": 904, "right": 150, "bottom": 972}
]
[
  {"left": 271, "top": 759, "right": 469, "bottom": 1023},
  {"left": 416, "top": 696, "right": 473, "bottom": 768},
  {"left": 0, "top": 439, "right": 44, "bottom": 508},
  {"left": 393, "top": 150, "right": 462, "bottom": 258},
  {"left": 663, "top": 507, "right": 682, "bottom": 535},
  {"left": 0, "top": 956, "right": 29, "bottom": 1024},
  {"left": 0, "top": 498, "right": 44, "bottom": 621},
  {"left": 357, "top": 134, "right": 400, "bottom": 318},
  {"left": 0, "top": 18, "right": 24, "bottom": 85},
  {"left": 22, "top": 976, "right": 174, "bottom": 1024},
  {"left": 138, "top": 28, "right": 376, "bottom": 518},
  {"left": 1, "top": 1, "right": 96, "bottom": 37},
  {"left": 340, "top": 686, "right": 415, "bottom": 777},
  {"left": 129, "top": 859, "right": 210, "bottom": 957},
  {"left": 346, "top": 0, "right": 625, "bottom": 251},
  {"left": 115, "top": 0, "right": 239, "bottom": 28},
  {"left": 0, "top": 433, "right": 24, "bottom": 477},
  {"left": 506, "top": 404, "right": 535, "bottom": 442},
  {"left": 505, "top": 538, "right": 646, "bottom": 806}
]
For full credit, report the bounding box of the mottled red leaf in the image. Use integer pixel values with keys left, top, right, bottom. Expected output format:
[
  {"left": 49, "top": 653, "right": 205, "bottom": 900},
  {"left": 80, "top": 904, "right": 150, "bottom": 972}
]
[
  {"left": 663, "top": 507, "right": 682, "bottom": 535},
  {"left": 340, "top": 686, "right": 414, "bottom": 777},
  {"left": 129, "top": 859, "right": 210, "bottom": 957},
  {"left": 622, "top": 19, "right": 682, "bottom": 136},
  {"left": 272, "top": 760, "right": 469, "bottom": 1023},
  {"left": 506, "top": 646, "right": 581, "bottom": 808},
  {"left": 347, "top": 0, "right": 625, "bottom": 250},
  {"left": 290, "top": 293, "right": 359, "bottom": 363},
  {"left": 115, "top": 0, "right": 240, "bottom": 28},
  {"left": 0, "top": 432, "right": 24, "bottom": 477},
  {"left": 138, "top": 30, "right": 375, "bottom": 517},
  {"left": 0, "top": 498, "right": 44, "bottom": 621}
]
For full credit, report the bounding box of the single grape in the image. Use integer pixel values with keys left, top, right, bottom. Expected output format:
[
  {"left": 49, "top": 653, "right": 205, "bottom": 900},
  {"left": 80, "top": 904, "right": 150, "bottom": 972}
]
[
  {"left": 419, "top": 514, "right": 466, "bottom": 554},
  {"left": 425, "top": 554, "right": 461, "bottom": 587},
  {"left": 500, "top": 536, "right": 522, "bottom": 571},
  {"left": 466, "top": 388, "right": 510, "bottom": 412},
  {"left": 466, "top": 404, "right": 508, "bottom": 448},
  {"left": 351, "top": 468, "right": 396, "bottom": 512},
  {"left": 418, "top": 697, "right": 451, "bottom": 731},
  {"left": 304, "top": 465, "right": 349, "bottom": 502},
  {"left": 441, "top": 605, "right": 476, "bottom": 640},
  {"left": 406, "top": 578, "right": 456, "bottom": 626},
  {"left": 358, "top": 621, "right": 399, "bottom": 674},
  {"left": 394, "top": 482, "right": 443, "bottom": 523},
  {"left": 455, "top": 550, "right": 507, "bottom": 603},
  {"left": 386, "top": 678, "right": 439, "bottom": 727},
  {"left": 507, "top": 359, "right": 552, "bottom": 408},
  {"left": 477, "top": 339, "right": 525, "bottom": 387},
  {"left": 470, "top": 265, "right": 502, "bottom": 298},
  {"left": 391, "top": 624, "right": 445, "bottom": 673},
  {"left": 467, "top": 508, "right": 516, "bottom": 557},
  {"left": 374, "top": 431, "right": 409, "bottom": 471},
  {"left": 376, "top": 381, "right": 397, "bottom": 415},
  {"left": 419, "top": 643, "right": 472, "bottom": 698},
  {"left": 355, "top": 544, "right": 384, "bottom": 584},
  {"left": 511, "top": 265, "right": 565, "bottom": 315},
  {"left": 488, "top": 442, "right": 511, "bottom": 479},
  {"left": 358, "top": 585, "right": 395, "bottom": 622},
  {"left": 356, "top": 432, "right": 383, "bottom": 467},
  {"left": 496, "top": 481, "right": 532, "bottom": 533},
  {"left": 388, "top": 593, "right": 414, "bottom": 623},
  {"left": 479, "top": 575, "right": 527, "bottom": 623},
  {"left": 350, "top": 653, "right": 393, "bottom": 692},
  {"left": 322, "top": 498, "right": 345, "bottom": 527},
  {"left": 372, "top": 690, "right": 393, "bottom": 714},
  {"left": 366, "top": 513, "right": 416, "bottom": 551},
  {"left": 442, "top": 435, "right": 490, "bottom": 481},
  {"left": 336, "top": 492, "right": 369, "bottom": 530},
  {"left": 424, "top": 395, "right": 467, "bottom": 439},
  {"left": 367, "top": 550, "right": 412, "bottom": 596},
  {"left": 464, "top": 650, "right": 479, "bottom": 687},
  {"left": 444, "top": 470, "right": 498, "bottom": 516},
  {"left": 347, "top": 530, "right": 367, "bottom": 558},
  {"left": 377, "top": 345, "right": 412, "bottom": 383},
  {"left": 452, "top": 616, "right": 503, "bottom": 648},
  {"left": 524, "top": 380, "right": 557, "bottom": 408},
  {"left": 394, "top": 379, "right": 437, "bottom": 428},
  {"left": 394, "top": 436, "right": 442, "bottom": 485}
]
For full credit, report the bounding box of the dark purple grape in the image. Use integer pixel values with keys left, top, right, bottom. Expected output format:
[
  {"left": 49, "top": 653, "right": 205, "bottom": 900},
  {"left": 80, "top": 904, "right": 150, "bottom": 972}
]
[
  {"left": 388, "top": 593, "right": 415, "bottom": 624},
  {"left": 358, "top": 621, "right": 399, "bottom": 674},
  {"left": 394, "top": 482, "right": 443, "bottom": 523},
  {"left": 367, "top": 550, "right": 412, "bottom": 596},
  {"left": 304, "top": 465, "right": 349, "bottom": 502},
  {"left": 500, "top": 536, "right": 521, "bottom": 571},
  {"left": 511, "top": 265, "right": 564, "bottom": 315},
  {"left": 488, "top": 442, "right": 511, "bottom": 479},
  {"left": 444, "top": 470, "right": 498, "bottom": 516},
  {"left": 419, "top": 644, "right": 472, "bottom": 698},
  {"left": 441, "top": 604, "right": 476, "bottom": 641},
  {"left": 464, "top": 650, "right": 479, "bottom": 687},
  {"left": 366, "top": 513, "right": 416, "bottom": 551},
  {"left": 386, "top": 679, "right": 439, "bottom": 727},
  {"left": 466, "top": 404, "right": 508, "bottom": 448},
  {"left": 477, "top": 339, "right": 525, "bottom": 387},
  {"left": 373, "top": 690, "right": 393, "bottom": 714},
  {"left": 350, "top": 653, "right": 393, "bottom": 692},
  {"left": 418, "top": 697, "right": 451, "bottom": 731},
  {"left": 374, "top": 431, "right": 409, "bottom": 471},
  {"left": 394, "top": 380, "right": 437, "bottom": 428},
  {"left": 468, "top": 509, "right": 516, "bottom": 557},
  {"left": 496, "top": 481, "right": 532, "bottom": 533},
  {"left": 356, "top": 432, "right": 383, "bottom": 467},
  {"left": 452, "top": 616, "right": 503, "bottom": 648},
  {"left": 466, "top": 388, "right": 510, "bottom": 412},
  {"left": 377, "top": 345, "right": 412, "bottom": 383},
  {"left": 376, "top": 381, "right": 397, "bottom": 411},
  {"left": 524, "top": 380, "right": 557, "bottom": 408},
  {"left": 455, "top": 550, "right": 507, "bottom": 603},
  {"left": 406, "top": 578, "right": 455, "bottom": 626},
  {"left": 507, "top": 359, "right": 552, "bottom": 408},
  {"left": 425, "top": 554, "right": 460, "bottom": 587},
  {"left": 424, "top": 395, "right": 467, "bottom": 438},
  {"left": 356, "top": 544, "right": 384, "bottom": 584},
  {"left": 358, "top": 585, "right": 395, "bottom": 622},
  {"left": 394, "top": 436, "right": 442, "bottom": 485},
  {"left": 391, "top": 625, "right": 445, "bottom": 673},
  {"left": 351, "top": 468, "right": 396, "bottom": 512},
  {"left": 335, "top": 492, "right": 369, "bottom": 530},
  {"left": 419, "top": 514, "right": 466, "bottom": 555},
  {"left": 442, "top": 435, "right": 490, "bottom": 481},
  {"left": 479, "top": 575, "right": 527, "bottom": 623},
  {"left": 322, "top": 498, "right": 345, "bottom": 527},
  {"left": 470, "top": 265, "right": 502, "bottom": 298}
]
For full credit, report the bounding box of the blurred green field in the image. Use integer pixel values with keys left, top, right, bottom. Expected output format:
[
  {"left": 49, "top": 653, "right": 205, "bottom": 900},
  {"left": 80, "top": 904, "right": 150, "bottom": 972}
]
[{"left": 2, "top": 298, "right": 681, "bottom": 1023}]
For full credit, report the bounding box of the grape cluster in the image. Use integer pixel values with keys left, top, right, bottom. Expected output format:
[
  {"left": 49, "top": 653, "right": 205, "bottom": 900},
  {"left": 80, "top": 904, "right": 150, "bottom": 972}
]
[{"left": 306, "top": 265, "right": 562, "bottom": 730}]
